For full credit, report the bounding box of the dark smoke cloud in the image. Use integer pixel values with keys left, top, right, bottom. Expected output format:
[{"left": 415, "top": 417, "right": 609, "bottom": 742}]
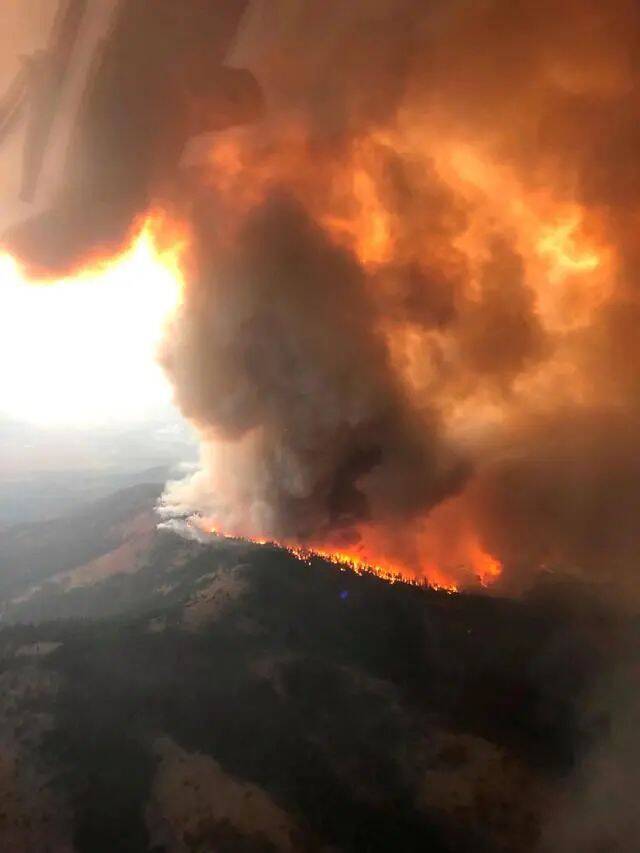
[
  {"left": 456, "top": 238, "right": 547, "bottom": 387},
  {"left": 161, "top": 191, "right": 467, "bottom": 543}
]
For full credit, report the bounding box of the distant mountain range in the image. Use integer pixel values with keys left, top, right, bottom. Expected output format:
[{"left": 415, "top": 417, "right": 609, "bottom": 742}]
[{"left": 0, "top": 414, "right": 196, "bottom": 525}]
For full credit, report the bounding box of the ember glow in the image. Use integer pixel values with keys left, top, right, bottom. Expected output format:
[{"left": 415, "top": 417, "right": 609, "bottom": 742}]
[
  {"left": 289, "top": 546, "right": 458, "bottom": 593},
  {"left": 0, "top": 215, "right": 185, "bottom": 425},
  {"left": 201, "top": 523, "right": 459, "bottom": 592}
]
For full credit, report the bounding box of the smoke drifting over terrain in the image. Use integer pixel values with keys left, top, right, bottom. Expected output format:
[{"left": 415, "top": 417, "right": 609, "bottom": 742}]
[{"left": 5, "top": 1, "right": 640, "bottom": 594}]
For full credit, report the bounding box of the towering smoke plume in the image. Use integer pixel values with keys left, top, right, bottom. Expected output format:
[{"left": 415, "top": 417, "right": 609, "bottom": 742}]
[
  {"left": 162, "top": 190, "right": 468, "bottom": 548},
  {"left": 6, "top": 0, "right": 640, "bottom": 594},
  {"left": 160, "top": 0, "right": 640, "bottom": 594}
]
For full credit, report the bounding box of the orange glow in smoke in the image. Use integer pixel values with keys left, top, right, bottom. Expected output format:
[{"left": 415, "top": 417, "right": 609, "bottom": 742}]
[
  {"left": 537, "top": 218, "right": 601, "bottom": 278},
  {"left": 465, "top": 536, "right": 502, "bottom": 586},
  {"left": 190, "top": 123, "right": 616, "bottom": 591},
  {"left": 324, "top": 164, "right": 393, "bottom": 265},
  {"left": 172, "top": 120, "right": 616, "bottom": 591}
]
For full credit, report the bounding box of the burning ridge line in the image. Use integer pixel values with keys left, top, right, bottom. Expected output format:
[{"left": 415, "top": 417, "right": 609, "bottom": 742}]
[{"left": 204, "top": 527, "right": 459, "bottom": 594}]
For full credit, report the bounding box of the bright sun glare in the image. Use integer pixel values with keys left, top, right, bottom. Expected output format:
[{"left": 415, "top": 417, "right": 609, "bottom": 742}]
[{"left": 0, "top": 220, "right": 184, "bottom": 427}]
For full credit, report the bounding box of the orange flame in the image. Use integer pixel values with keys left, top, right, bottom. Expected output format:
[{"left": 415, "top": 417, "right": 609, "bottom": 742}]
[
  {"left": 205, "top": 524, "right": 460, "bottom": 593},
  {"left": 201, "top": 508, "right": 506, "bottom": 593}
]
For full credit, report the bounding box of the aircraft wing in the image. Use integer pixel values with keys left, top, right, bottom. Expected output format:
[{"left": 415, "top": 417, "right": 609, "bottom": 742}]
[
  {"left": 20, "top": 0, "right": 89, "bottom": 202},
  {"left": 0, "top": 65, "right": 29, "bottom": 147}
]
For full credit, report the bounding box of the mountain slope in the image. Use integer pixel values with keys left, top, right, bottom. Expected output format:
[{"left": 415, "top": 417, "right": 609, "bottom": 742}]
[{"left": 0, "top": 538, "right": 630, "bottom": 852}]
